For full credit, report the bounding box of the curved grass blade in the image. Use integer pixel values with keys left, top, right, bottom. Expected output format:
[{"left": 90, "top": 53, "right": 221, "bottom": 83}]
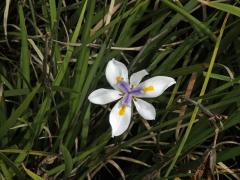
[
  {"left": 22, "top": 164, "right": 44, "bottom": 180},
  {"left": 201, "top": 1, "right": 240, "bottom": 17},
  {"left": 0, "top": 83, "right": 40, "bottom": 139},
  {"left": 162, "top": 0, "right": 216, "bottom": 41}
]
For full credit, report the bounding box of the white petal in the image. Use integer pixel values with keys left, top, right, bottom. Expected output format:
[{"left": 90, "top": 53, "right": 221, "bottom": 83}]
[
  {"left": 130, "top": 69, "right": 149, "bottom": 87},
  {"left": 109, "top": 101, "right": 132, "bottom": 137},
  {"left": 133, "top": 98, "right": 156, "bottom": 120},
  {"left": 137, "top": 76, "right": 176, "bottom": 98},
  {"left": 105, "top": 59, "right": 129, "bottom": 89},
  {"left": 88, "top": 88, "right": 122, "bottom": 105}
]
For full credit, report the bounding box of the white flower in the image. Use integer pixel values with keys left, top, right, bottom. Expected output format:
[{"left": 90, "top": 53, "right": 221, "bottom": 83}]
[{"left": 88, "top": 59, "right": 176, "bottom": 137}]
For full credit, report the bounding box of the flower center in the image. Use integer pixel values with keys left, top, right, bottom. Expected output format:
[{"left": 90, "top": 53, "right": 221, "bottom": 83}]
[{"left": 117, "top": 80, "right": 144, "bottom": 106}]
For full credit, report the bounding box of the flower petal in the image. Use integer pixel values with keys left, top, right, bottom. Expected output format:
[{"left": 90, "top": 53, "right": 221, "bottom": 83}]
[
  {"left": 137, "top": 76, "right": 176, "bottom": 98},
  {"left": 105, "top": 59, "right": 129, "bottom": 89},
  {"left": 130, "top": 69, "right": 149, "bottom": 87},
  {"left": 109, "top": 101, "right": 132, "bottom": 137},
  {"left": 133, "top": 98, "right": 156, "bottom": 120},
  {"left": 88, "top": 88, "right": 122, "bottom": 105}
]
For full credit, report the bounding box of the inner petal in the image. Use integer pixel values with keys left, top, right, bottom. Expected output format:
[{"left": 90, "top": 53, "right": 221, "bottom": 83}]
[
  {"left": 129, "top": 87, "right": 143, "bottom": 95},
  {"left": 117, "top": 81, "right": 130, "bottom": 93},
  {"left": 122, "top": 94, "right": 132, "bottom": 106}
]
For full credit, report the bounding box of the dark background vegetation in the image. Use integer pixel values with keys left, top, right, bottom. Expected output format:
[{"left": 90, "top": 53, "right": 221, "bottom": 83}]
[{"left": 0, "top": 0, "right": 240, "bottom": 179}]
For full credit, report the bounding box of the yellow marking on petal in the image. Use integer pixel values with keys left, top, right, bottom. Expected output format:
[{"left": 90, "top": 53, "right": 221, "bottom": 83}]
[
  {"left": 143, "top": 85, "right": 154, "bottom": 92},
  {"left": 118, "top": 105, "right": 126, "bottom": 116},
  {"left": 116, "top": 76, "right": 122, "bottom": 82}
]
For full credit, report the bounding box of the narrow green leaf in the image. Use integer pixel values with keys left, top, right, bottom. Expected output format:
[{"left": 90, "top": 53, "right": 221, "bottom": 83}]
[
  {"left": 156, "top": 37, "right": 196, "bottom": 72},
  {"left": 22, "top": 164, "right": 44, "bottom": 180},
  {"left": 80, "top": 104, "right": 91, "bottom": 148},
  {"left": 202, "top": 1, "right": 240, "bottom": 17},
  {"left": 53, "top": 0, "right": 88, "bottom": 86},
  {"left": 116, "top": 0, "right": 149, "bottom": 45},
  {"left": 49, "top": 0, "right": 57, "bottom": 29},
  {"left": 56, "top": 0, "right": 95, "bottom": 149},
  {"left": 162, "top": 0, "right": 216, "bottom": 41},
  {"left": 28, "top": 0, "right": 38, "bottom": 35},
  {"left": 155, "top": 63, "right": 208, "bottom": 77},
  {"left": 0, "top": 74, "right": 13, "bottom": 90},
  {"left": 18, "top": 3, "right": 30, "bottom": 88},
  {"left": 0, "top": 160, "right": 12, "bottom": 180},
  {"left": 217, "top": 146, "right": 240, "bottom": 162},
  {"left": 0, "top": 149, "right": 52, "bottom": 156},
  {"left": 0, "top": 152, "right": 25, "bottom": 179},
  {"left": 60, "top": 144, "right": 73, "bottom": 179},
  {"left": 203, "top": 72, "right": 232, "bottom": 81},
  {"left": 48, "top": 134, "right": 109, "bottom": 176},
  {"left": 0, "top": 83, "right": 40, "bottom": 139}
]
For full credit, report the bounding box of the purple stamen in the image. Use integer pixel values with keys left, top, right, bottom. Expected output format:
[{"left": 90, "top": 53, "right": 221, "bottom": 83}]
[
  {"left": 129, "top": 87, "right": 143, "bottom": 95},
  {"left": 117, "top": 81, "right": 130, "bottom": 93},
  {"left": 122, "top": 94, "right": 132, "bottom": 106},
  {"left": 117, "top": 80, "right": 143, "bottom": 106}
]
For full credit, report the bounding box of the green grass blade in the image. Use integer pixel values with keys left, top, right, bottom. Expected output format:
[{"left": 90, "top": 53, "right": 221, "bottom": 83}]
[
  {"left": 217, "top": 146, "right": 240, "bottom": 162},
  {"left": 80, "top": 105, "right": 91, "bottom": 148},
  {"left": 60, "top": 144, "right": 73, "bottom": 179},
  {"left": 116, "top": 0, "right": 149, "bottom": 46},
  {"left": 28, "top": 0, "right": 38, "bottom": 35},
  {"left": 49, "top": 0, "right": 57, "bottom": 30},
  {"left": 54, "top": 0, "right": 94, "bottom": 149},
  {"left": 48, "top": 132, "right": 109, "bottom": 176},
  {"left": 202, "top": 1, "right": 240, "bottom": 17},
  {"left": 53, "top": 0, "right": 88, "bottom": 86},
  {"left": 203, "top": 71, "right": 232, "bottom": 81},
  {"left": 161, "top": 0, "right": 216, "bottom": 41},
  {"left": 18, "top": 2, "right": 30, "bottom": 88},
  {"left": 0, "top": 152, "right": 25, "bottom": 179},
  {"left": 0, "top": 83, "right": 40, "bottom": 139},
  {"left": 0, "top": 160, "right": 12, "bottom": 180},
  {"left": 22, "top": 164, "right": 44, "bottom": 180}
]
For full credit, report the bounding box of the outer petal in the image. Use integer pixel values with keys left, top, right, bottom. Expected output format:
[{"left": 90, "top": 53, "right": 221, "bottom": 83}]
[
  {"left": 88, "top": 88, "right": 122, "bottom": 105},
  {"left": 105, "top": 59, "right": 129, "bottom": 89},
  {"left": 109, "top": 101, "right": 132, "bottom": 137},
  {"left": 130, "top": 69, "right": 149, "bottom": 87},
  {"left": 133, "top": 98, "right": 156, "bottom": 120},
  {"left": 137, "top": 76, "right": 176, "bottom": 98}
]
